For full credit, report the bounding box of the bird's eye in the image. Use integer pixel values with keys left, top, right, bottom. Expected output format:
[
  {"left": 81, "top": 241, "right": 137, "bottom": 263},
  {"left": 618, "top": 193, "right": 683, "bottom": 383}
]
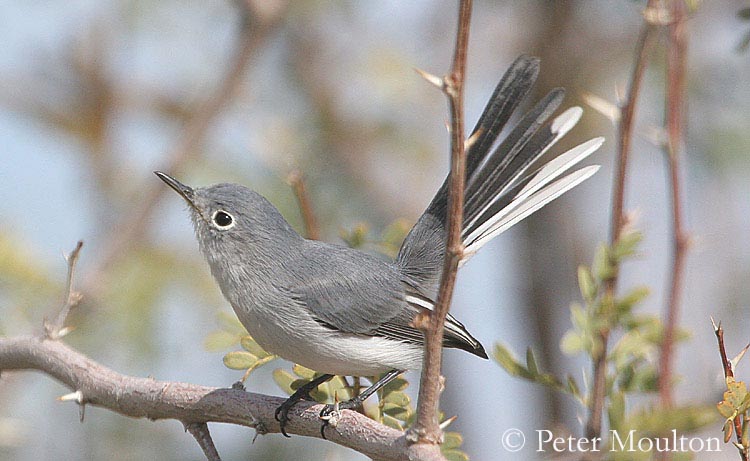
[{"left": 212, "top": 210, "right": 234, "bottom": 229}]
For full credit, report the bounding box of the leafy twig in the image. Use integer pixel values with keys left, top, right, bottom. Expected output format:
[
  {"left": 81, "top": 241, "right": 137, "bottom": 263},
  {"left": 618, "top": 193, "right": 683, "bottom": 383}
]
[
  {"left": 409, "top": 0, "right": 472, "bottom": 447},
  {"left": 586, "top": 0, "right": 660, "bottom": 440},
  {"left": 712, "top": 319, "right": 750, "bottom": 461}
]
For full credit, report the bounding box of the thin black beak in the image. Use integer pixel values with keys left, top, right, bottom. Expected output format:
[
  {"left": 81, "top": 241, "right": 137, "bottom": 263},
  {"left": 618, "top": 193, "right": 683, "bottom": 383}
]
[{"left": 154, "top": 171, "right": 195, "bottom": 206}]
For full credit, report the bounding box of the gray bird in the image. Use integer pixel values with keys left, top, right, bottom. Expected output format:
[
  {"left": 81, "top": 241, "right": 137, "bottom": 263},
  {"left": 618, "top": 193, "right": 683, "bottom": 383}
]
[{"left": 156, "top": 55, "right": 603, "bottom": 437}]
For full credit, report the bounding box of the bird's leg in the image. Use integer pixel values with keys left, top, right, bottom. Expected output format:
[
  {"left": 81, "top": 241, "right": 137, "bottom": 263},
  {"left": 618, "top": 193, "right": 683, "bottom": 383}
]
[
  {"left": 319, "top": 369, "right": 403, "bottom": 438},
  {"left": 274, "top": 373, "right": 334, "bottom": 438}
]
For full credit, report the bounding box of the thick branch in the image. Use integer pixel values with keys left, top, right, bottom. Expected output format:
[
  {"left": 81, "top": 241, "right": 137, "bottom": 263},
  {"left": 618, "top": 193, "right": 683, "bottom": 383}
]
[
  {"left": 586, "top": 0, "right": 659, "bottom": 440},
  {"left": 0, "top": 335, "right": 443, "bottom": 461},
  {"left": 410, "top": 0, "right": 471, "bottom": 446}
]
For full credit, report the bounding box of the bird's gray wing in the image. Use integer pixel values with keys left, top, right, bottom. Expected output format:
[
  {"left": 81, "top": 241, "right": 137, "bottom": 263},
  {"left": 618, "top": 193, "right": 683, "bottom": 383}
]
[
  {"left": 287, "top": 242, "right": 407, "bottom": 334},
  {"left": 288, "top": 242, "right": 487, "bottom": 358}
]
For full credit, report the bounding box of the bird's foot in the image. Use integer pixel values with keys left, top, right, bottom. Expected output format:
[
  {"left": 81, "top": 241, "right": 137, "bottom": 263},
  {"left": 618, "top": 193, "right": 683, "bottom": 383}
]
[
  {"left": 274, "top": 373, "right": 334, "bottom": 438},
  {"left": 274, "top": 392, "right": 313, "bottom": 438}
]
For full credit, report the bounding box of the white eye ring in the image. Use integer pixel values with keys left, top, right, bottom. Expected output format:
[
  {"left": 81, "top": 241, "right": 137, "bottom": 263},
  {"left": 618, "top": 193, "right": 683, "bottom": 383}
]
[{"left": 211, "top": 210, "right": 235, "bottom": 230}]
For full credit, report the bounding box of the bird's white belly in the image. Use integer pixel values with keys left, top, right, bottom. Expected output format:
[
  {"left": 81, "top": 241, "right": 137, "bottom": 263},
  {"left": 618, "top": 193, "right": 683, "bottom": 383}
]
[{"left": 233, "top": 303, "right": 422, "bottom": 376}]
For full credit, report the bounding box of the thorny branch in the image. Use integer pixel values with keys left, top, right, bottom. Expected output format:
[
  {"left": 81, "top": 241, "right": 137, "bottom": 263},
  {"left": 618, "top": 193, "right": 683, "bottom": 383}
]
[
  {"left": 409, "top": 0, "right": 472, "bottom": 447},
  {"left": 2, "top": 242, "right": 444, "bottom": 461},
  {"left": 586, "top": 0, "right": 660, "bottom": 440},
  {"left": 712, "top": 320, "right": 750, "bottom": 461},
  {"left": 0, "top": 336, "right": 447, "bottom": 461},
  {"left": 658, "top": 0, "right": 690, "bottom": 409}
]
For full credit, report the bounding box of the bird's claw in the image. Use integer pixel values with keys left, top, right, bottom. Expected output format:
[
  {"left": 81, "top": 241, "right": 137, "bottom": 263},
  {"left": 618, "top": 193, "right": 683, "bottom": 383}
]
[{"left": 274, "top": 397, "right": 304, "bottom": 438}]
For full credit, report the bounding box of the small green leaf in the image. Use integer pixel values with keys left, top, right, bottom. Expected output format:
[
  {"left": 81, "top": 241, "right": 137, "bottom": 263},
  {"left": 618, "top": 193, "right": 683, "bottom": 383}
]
[
  {"left": 382, "top": 414, "right": 403, "bottom": 430},
  {"left": 240, "top": 336, "right": 269, "bottom": 358},
  {"left": 560, "top": 331, "right": 585, "bottom": 355},
  {"left": 273, "top": 369, "right": 296, "bottom": 395},
  {"left": 223, "top": 351, "right": 258, "bottom": 370},
  {"left": 204, "top": 330, "right": 240, "bottom": 351},
  {"left": 578, "top": 265, "right": 597, "bottom": 302},
  {"left": 442, "top": 449, "right": 469, "bottom": 461},
  {"left": 292, "top": 364, "right": 316, "bottom": 379},
  {"left": 382, "top": 402, "right": 409, "bottom": 419},
  {"left": 217, "top": 311, "right": 247, "bottom": 335},
  {"left": 442, "top": 432, "right": 463, "bottom": 450},
  {"left": 382, "top": 377, "right": 409, "bottom": 394},
  {"left": 593, "top": 243, "right": 616, "bottom": 281},
  {"left": 383, "top": 391, "right": 410, "bottom": 407},
  {"left": 612, "top": 231, "right": 642, "bottom": 260},
  {"left": 494, "top": 343, "right": 533, "bottom": 379}
]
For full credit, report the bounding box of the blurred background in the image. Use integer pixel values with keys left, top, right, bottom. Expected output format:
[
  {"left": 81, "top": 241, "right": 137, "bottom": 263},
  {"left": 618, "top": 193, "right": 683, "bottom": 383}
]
[{"left": 1, "top": 1, "right": 749, "bottom": 460}]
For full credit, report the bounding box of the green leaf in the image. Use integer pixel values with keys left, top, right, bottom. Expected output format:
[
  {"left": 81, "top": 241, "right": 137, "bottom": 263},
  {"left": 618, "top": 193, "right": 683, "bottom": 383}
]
[
  {"left": 442, "top": 432, "right": 463, "bottom": 450},
  {"left": 204, "top": 330, "right": 240, "bottom": 352},
  {"left": 217, "top": 311, "right": 247, "bottom": 335},
  {"left": 273, "top": 369, "right": 296, "bottom": 395},
  {"left": 382, "top": 414, "right": 404, "bottom": 430},
  {"left": 718, "top": 377, "right": 749, "bottom": 418},
  {"left": 292, "top": 364, "right": 316, "bottom": 379},
  {"left": 442, "top": 449, "right": 469, "bottom": 461},
  {"left": 222, "top": 351, "right": 258, "bottom": 370},
  {"left": 593, "top": 243, "right": 616, "bottom": 281},
  {"left": 382, "top": 377, "right": 409, "bottom": 394},
  {"left": 494, "top": 343, "right": 533, "bottom": 379},
  {"left": 382, "top": 402, "right": 409, "bottom": 419},
  {"left": 240, "top": 336, "right": 270, "bottom": 358},
  {"left": 383, "top": 391, "right": 410, "bottom": 407},
  {"left": 612, "top": 231, "right": 642, "bottom": 260},
  {"left": 578, "top": 265, "right": 597, "bottom": 302}
]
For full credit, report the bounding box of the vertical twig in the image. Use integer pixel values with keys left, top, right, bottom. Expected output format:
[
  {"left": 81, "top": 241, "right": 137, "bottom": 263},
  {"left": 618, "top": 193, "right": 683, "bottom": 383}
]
[
  {"left": 712, "top": 320, "right": 749, "bottom": 461},
  {"left": 409, "top": 0, "right": 472, "bottom": 446},
  {"left": 658, "top": 0, "right": 689, "bottom": 408},
  {"left": 586, "top": 0, "right": 660, "bottom": 440},
  {"left": 287, "top": 170, "right": 320, "bottom": 240},
  {"left": 43, "top": 241, "right": 84, "bottom": 339}
]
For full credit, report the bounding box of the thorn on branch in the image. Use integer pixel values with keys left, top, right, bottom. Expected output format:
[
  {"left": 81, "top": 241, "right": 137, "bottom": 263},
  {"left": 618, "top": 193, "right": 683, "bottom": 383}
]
[
  {"left": 414, "top": 67, "right": 444, "bottom": 90},
  {"left": 185, "top": 422, "right": 222, "bottom": 461},
  {"left": 58, "top": 389, "right": 86, "bottom": 422}
]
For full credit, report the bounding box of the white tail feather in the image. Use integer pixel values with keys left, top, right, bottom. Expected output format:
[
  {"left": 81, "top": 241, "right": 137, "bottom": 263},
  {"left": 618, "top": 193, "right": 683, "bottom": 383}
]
[
  {"left": 463, "top": 165, "right": 600, "bottom": 258},
  {"left": 464, "top": 107, "right": 587, "bottom": 233},
  {"left": 463, "top": 137, "right": 603, "bottom": 246},
  {"left": 517, "top": 136, "right": 605, "bottom": 197}
]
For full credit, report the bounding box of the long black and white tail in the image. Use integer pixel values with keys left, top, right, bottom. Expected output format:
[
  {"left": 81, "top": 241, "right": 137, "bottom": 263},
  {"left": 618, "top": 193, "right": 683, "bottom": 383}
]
[{"left": 398, "top": 55, "right": 603, "bottom": 298}]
